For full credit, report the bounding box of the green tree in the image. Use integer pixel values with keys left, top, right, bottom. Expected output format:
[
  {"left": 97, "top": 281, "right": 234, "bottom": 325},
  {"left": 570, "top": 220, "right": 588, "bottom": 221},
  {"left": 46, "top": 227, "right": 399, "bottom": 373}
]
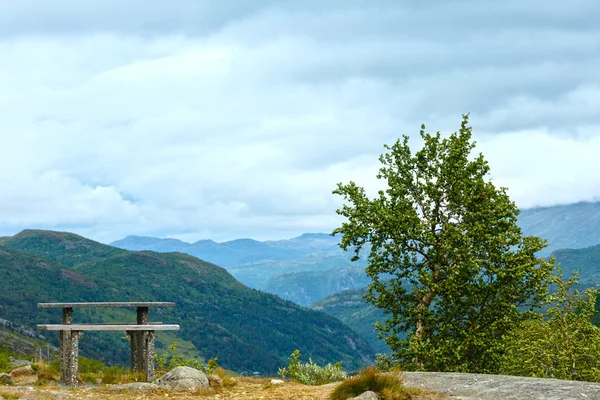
[
  {"left": 332, "top": 115, "right": 554, "bottom": 372},
  {"left": 501, "top": 268, "right": 600, "bottom": 381}
]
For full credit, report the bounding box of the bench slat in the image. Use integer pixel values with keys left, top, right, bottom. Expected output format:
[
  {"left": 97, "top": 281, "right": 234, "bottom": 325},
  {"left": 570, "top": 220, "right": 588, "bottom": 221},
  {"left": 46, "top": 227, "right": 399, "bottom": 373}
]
[
  {"left": 37, "top": 324, "right": 179, "bottom": 331},
  {"left": 38, "top": 302, "right": 175, "bottom": 308}
]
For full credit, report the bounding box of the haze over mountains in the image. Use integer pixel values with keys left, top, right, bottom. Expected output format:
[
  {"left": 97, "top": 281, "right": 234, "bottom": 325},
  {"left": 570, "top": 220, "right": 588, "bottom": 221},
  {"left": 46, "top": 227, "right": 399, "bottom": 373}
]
[{"left": 112, "top": 201, "right": 600, "bottom": 306}]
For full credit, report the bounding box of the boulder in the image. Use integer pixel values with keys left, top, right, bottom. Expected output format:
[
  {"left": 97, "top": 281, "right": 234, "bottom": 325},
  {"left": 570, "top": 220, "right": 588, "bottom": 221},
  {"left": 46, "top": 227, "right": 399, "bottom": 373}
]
[
  {"left": 0, "top": 372, "right": 12, "bottom": 385},
  {"left": 108, "top": 382, "right": 160, "bottom": 392},
  {"left": 349, "top": 391, "right": 378, "bottom": 400},
  {"left": 156, "top": 366, "right": 209, "bottom": 392},
  {"left": 10, "top": 365, "right": 37, "bottom": 385}
]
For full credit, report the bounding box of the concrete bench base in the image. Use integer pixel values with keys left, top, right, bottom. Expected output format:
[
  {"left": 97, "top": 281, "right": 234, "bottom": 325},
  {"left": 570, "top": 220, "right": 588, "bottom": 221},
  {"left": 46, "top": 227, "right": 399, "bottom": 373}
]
[{"left": 37, "top": 304, "right": 179, "bottom": 386}]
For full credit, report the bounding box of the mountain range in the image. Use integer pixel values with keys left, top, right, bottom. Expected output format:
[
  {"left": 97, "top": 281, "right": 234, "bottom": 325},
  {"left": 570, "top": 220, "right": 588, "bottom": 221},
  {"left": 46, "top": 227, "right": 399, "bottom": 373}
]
[
  {"left": 111, "top": 201, "right": 600, "bottom": 305},
  {"left": 0, "top": 230, "right": 373, "bottom": 374}
]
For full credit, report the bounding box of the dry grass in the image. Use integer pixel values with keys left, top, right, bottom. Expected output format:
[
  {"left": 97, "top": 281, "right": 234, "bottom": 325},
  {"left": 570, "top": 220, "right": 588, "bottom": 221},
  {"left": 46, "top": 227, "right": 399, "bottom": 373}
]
[{"left": 0, "top": 375, "right": 453, "bottom": 400}]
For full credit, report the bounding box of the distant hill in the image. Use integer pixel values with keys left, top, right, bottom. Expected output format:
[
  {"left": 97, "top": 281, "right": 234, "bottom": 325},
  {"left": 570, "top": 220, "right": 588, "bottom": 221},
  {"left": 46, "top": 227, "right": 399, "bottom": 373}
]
[
  {"left": 309, "top": 287, "right": 390, "bottom": 355},
  {"left": 0, "top": 230, "right": 374, "bottom": 374},
  {"left": 264, "top": 266, "right": 371, "bottom": 307},
  {"left": 518, "top": 201, "right": 600, "bottom": 255},
  {"left": 551, "top": 244, "right": 600, "bottom": 286}
]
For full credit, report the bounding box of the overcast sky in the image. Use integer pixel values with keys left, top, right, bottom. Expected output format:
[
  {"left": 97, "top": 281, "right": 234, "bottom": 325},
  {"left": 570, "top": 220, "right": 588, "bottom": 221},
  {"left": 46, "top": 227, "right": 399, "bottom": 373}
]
[{"left": 0, "top": 0, "right": 599, "bottom": 243}]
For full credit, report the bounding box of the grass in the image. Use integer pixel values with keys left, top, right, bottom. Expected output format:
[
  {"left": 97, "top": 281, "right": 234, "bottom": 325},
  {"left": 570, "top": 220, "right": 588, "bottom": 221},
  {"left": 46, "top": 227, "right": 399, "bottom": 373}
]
[{"left": 331, "top": 367, "right": 423, "bottom": 400}]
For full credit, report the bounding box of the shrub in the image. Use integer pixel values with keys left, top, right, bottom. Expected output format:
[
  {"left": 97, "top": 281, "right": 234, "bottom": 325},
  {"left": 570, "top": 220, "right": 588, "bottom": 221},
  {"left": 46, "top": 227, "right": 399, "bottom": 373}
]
[
  {"left": 374, "top": 353, "right": 401, "bottom": 372},
  {"left": 330, "top": 366, "right": 413, "bottom": 400},
  {"left": 206, "top": 357, "right": 219, "bottom": 374},
  {"left": 278, "top": 350, "right": 347, "bottom": 385},
  {"left": 500, "top": 269, "right": 600, "bottom": 382},
  {"left": 78, "top": 356, "right": 106, "bottom": 373},
  {"left": 155, "top": 342, "right": 203, "bottom": 374}
]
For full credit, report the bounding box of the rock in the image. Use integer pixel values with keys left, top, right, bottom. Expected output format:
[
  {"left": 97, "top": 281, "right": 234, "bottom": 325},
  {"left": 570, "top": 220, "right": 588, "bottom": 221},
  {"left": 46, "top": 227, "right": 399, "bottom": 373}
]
[
  {"left": 270, "top": 379, "right": 284, "bottom": 385},
  {"left": 10, "top": 365, "right": 37, "bottom": 385},
  {"left": 208, "top": 374, "right": 222, "bottom": 388},
  {"left": 349, "top": 391, "right": 378, "bottom": 400},
  {"left": 156, "top": 366, "right": 210, "bottom": 392},
  {"left": 0, "top": 372, "right": 12, "bottom": 385},
  {"left": 108, "top": 382, "right": 160, "bottom": 392}
]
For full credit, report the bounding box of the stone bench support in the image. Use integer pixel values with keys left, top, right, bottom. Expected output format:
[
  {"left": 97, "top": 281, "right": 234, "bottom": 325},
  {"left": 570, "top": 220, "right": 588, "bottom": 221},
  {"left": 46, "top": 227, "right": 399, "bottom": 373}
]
[{"left": 37, "top": 302, "right": 178, "bottom": 386}]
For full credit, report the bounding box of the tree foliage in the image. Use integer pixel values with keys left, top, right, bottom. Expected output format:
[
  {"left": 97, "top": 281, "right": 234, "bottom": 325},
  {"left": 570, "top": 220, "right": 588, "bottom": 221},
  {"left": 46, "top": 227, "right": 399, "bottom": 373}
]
[
  {"left": 333, "top": 115, "right": 555, "bottom": 372},
  {"left": 501, "top": 268, "right": 600, "bottom": 381}
]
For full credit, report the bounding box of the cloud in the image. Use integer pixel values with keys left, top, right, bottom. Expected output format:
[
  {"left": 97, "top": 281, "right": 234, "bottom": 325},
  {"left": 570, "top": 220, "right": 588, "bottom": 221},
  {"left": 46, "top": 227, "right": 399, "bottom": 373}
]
[{"left": 0, "top": 1, "right": 599, "bottom": 242}]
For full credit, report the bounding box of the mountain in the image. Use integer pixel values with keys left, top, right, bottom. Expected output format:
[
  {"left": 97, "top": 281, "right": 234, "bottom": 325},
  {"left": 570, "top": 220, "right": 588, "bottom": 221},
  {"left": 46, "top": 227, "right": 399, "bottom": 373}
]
[
  {"left": 0, "top": 229, "right": 374, "bottom": 374},
  {"left": 111, "top": 233, "right": 342, "bottom": 267},
  {"left": 518, "top": 201, "right": 600, "bottom": 256},
  {"left": 551, "top": 244, "right": 600, "bottom": 286},
  {"left": 264, "top": 266, "right": 372, "bottom": 307}
]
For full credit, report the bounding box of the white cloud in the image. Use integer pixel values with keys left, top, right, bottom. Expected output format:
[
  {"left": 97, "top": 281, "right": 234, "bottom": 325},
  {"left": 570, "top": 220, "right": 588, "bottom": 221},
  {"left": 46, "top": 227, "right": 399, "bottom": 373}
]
[{"left": 0, "top": 1, "right": 599, "bottom": 242}]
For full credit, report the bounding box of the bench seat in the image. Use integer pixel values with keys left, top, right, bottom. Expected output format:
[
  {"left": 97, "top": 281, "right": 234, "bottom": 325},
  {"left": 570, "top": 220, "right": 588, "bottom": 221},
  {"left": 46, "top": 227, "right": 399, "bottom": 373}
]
[{"left": 37, "top": 324, "right": 180, "bottom": 331}]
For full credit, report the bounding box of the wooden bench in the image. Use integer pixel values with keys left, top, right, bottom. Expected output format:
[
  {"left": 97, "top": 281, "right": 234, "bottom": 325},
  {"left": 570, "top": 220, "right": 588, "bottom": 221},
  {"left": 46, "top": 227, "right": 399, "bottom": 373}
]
[{"left": 37, "top": 302, "right": 180, "bottom": 386}]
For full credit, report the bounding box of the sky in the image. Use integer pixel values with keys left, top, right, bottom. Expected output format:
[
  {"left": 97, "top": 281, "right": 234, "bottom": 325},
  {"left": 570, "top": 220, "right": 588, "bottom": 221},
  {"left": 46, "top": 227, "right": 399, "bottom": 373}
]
[{"left": 0, "top": 0, "right": 599, "bottom": 243}]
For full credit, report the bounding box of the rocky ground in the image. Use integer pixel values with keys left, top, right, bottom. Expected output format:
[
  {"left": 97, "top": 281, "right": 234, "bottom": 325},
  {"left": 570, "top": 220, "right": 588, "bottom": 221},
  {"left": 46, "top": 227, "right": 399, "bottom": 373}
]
[{"left": 402, "top": 372, "right": 600, "bottom": 400}]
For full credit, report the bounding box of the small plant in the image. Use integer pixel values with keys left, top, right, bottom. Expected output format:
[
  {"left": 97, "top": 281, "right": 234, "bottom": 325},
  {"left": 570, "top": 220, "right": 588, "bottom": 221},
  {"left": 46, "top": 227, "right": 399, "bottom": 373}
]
[
  {"left": 155, "top": 342, "right": 203, "bottom": 373},
  {"left": 206, "top": 357, "right": 219, "bottom": 374},
  {"left": 374, "top": 353, "right": 401, "bottom": 372},
  {"left": 278, "top": 350, "right": 347, "bottom": 385},
  {"left": 330, "top": 366, "right": 415, "bottom": 400}
]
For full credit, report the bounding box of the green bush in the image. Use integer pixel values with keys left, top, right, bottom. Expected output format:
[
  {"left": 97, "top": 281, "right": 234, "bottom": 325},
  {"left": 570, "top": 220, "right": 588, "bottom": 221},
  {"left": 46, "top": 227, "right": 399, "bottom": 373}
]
[
  {"left": 155, "top": 342, "right": 203, "bottom": 374},
  {"left": 330, "top": 366, "right": 412, "bottom": 400},
  {"left": 278, "top": 350, "right": 347, "bottom": 385},
  {"left": 78, "top": 356, "right": 106, "bottom": 373},
  {"left": 501, "top": 268, "right": 600, "bottom": 382},
  {"left": 374, "top": 353, "right": 401, "bottom": 372}
]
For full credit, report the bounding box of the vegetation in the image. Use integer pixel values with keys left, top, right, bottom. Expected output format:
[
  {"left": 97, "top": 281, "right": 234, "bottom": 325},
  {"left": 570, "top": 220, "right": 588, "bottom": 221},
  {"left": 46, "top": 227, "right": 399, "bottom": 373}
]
[
  {"left": 501, "top": 269, "right": 600, "bottom": 381},
  {"left": 0, "top": 229, "right": 373, "bottom": 374},
  {"left": 330, "top": 366, "right": 416, "bottom": 400},
  {"left": 155, "top": 342, "right": 203, "bottom": 374},
  {"left": 333, "top": 115, "right": 555, "bottom": 372},
  {"left": 278, "top": 350, "right": 348, "bottom": 385}
]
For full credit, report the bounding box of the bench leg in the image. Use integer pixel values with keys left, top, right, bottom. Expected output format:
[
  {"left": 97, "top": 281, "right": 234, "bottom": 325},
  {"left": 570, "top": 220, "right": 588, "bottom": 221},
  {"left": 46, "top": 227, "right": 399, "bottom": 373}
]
[
  {"left": 145, "top": 331, "right": 155, "bottom": 382},
  {"left": 60, "top": 331, "right": 72, "bottom": 384},
  {"left": 67, "top": 331, "right": 80, "bottom": 386},
  {"left": 138, "top": 332, "right": 147, "bottom": 374},
  {"left": 60, "top": 307, "right": 73, "bottom": 385},
  {"left": 128, "top": 331, "right": 140, "bottom": 372}
]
